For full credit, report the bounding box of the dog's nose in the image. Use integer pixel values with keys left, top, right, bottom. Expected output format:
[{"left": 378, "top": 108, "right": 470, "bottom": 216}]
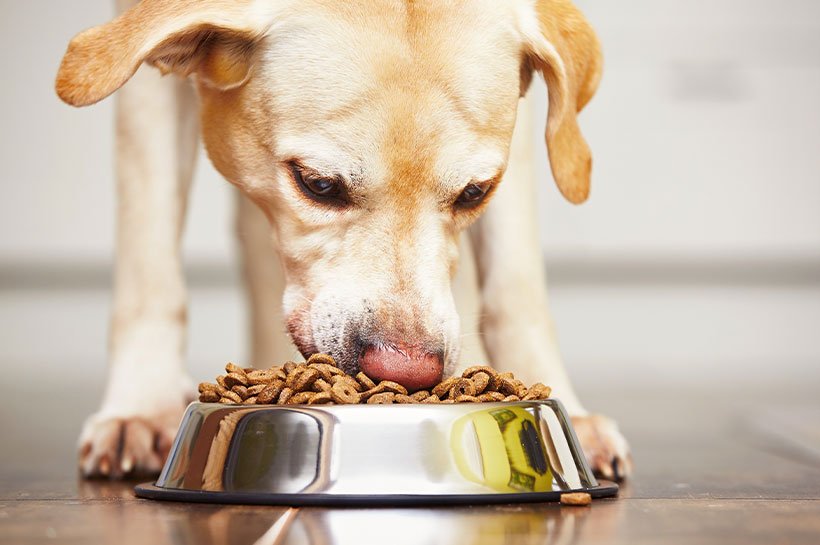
[{"left": 359, "top": 343, "right": 443, "bottom": 391}]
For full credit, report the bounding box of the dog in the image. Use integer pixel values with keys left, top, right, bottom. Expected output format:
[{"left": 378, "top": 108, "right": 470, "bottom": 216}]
[{"left": 56, "top": 0, "right": 631, "bottom": 480}]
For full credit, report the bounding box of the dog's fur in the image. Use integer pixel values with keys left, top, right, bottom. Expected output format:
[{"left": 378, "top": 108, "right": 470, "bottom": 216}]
[{"left": 57, "top": 0, "right": 631, "bottom": 480}]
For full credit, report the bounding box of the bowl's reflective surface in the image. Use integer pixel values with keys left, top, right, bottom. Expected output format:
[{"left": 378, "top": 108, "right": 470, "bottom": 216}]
[{"left": 136, "top": 400, "right": 617, "bottom": 505}]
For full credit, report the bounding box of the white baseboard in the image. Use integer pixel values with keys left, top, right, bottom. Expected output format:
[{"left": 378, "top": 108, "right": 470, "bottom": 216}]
[{"left": 3, "top": 281, "right": 818, "bottom": 392}]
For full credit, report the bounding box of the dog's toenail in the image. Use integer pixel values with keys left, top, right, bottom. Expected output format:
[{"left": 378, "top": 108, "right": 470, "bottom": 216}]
[
  {"left": 599, "top": 459, "right": 614, "bottom": 480},
  {"left": 99, "top": 456, "right": 111, "bottom": 476},
  {"left": 612, "top": 457, "right": 621, "bottom": 480},
  {"left": 121, "top": 456, "right": 134, "bottom": 473}
]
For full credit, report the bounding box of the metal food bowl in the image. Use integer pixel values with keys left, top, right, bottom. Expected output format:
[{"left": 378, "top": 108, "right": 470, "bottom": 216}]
[{"left": 135, "top": 400, "right": 618, "bottom": 506}]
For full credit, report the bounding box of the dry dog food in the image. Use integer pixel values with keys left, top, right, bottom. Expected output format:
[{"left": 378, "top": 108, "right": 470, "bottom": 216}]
[
  {"left": 560, "top": 492, "right": 592, "bottom": 506},
  {"left": 198, "top": 354, "right": 552, "bottom": 406}
]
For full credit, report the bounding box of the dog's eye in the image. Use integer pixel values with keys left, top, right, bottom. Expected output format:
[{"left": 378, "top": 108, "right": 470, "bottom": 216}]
[
  {"left": 304, "top": 176, "right": 339, "bottom": 197},
  {"left": 455, "top": 183, "right": 489, "bottom": 208},
  {"left": 289, "top": 162, "right": 347, "bottom": 206}
]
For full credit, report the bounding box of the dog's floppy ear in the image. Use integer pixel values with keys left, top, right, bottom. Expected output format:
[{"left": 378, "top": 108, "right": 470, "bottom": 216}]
[
  {"left": 521, "top": 0, "right": 602, "bottom": 204},
  {"left": 56, "top": 0, "right": 275, "bottom": 107}
]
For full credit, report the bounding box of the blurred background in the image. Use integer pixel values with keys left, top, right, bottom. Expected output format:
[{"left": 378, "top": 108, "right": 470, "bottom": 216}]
[{"left": 1, "top": 0, "right": 819, "bottom": 442}]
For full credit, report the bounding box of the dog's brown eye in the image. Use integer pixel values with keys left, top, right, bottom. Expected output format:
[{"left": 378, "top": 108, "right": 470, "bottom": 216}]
[
  {"left": 304, "top": 176, "right": 339, "bottom": 197},
  {"left": 290, "top": 162, "right": 347, "bottom": 206},
  {"left": 455, "top": 183, "right": 489, "bottom": 208}
]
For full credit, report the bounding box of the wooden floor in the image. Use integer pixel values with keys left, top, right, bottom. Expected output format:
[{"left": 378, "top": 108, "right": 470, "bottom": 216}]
[{"left": 2, "top": 383, "right": 819, "bottom": 544}]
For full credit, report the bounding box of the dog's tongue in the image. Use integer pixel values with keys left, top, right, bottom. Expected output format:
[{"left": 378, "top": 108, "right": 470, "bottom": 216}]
[{"left": 359, "top": 344, "right": 443, "bottom": 392}]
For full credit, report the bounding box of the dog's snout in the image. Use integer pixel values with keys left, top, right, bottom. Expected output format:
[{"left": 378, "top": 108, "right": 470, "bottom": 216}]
[{"left": 359, "top": 343, "right": 443, "bottom": 391}]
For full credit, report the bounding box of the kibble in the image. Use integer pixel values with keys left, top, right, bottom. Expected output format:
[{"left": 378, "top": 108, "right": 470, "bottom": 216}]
[
  {"left": 330, "top": 381, "right": 361, "bottom": 404},
  {"left": 198, "top": 355, "right": 552, "bottom": 406},
  {"left": 560, "top": 492, "right": 592, "bottom": 506},
  {"left": 367, "top": 392, "right": 396, "bottom": 404}
]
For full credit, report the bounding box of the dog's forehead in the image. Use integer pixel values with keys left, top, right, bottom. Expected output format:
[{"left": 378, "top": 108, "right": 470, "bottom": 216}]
[{"left": 253, "top": 0, "right": 523, "bottom": 183}]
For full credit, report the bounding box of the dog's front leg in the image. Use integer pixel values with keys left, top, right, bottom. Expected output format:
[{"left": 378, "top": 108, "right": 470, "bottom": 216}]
[
  {"left": 78, "top": 62, "right": 199, "bottom": 478},
  {"left": 470, "top": 95, "right": 631, "bottom": 481},
  {"left": 235, "top": 192, "right": 300, "bottom": 366}
]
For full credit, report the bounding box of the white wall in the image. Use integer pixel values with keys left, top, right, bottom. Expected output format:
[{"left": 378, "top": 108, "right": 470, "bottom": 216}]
[
  {"left": 0, "top": 0, "right": 234, "bottom": 265},
  {"left": 540, "top": 0, "right": 820, "bottom": 260},
  {"left": 1, "top": 1, "right": 818, "bottom": 390}
]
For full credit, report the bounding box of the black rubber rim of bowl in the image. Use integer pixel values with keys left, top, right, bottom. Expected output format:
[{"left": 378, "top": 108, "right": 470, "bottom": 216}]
[{"left": 134, "top": 481, "right": 618, "bottom": 506}]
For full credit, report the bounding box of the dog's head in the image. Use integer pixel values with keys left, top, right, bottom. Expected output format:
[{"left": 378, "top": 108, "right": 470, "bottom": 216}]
[{"left": 57, "top": 0, "right": 600, "bottom": 389}]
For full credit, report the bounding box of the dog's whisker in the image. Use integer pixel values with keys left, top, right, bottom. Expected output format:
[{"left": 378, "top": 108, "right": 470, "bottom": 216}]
[{"left": 294, "top": 293, "right": 315, "bottom": 305}]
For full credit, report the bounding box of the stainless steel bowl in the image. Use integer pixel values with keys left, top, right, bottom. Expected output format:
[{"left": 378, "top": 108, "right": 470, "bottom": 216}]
[{"left": 136, "top": 400, "right": 617, "bottom": 505}]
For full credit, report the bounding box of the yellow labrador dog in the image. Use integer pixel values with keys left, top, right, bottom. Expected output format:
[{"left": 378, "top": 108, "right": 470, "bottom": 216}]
[{"left": 57, "top": 0, "right": 631, "bottom": 480}]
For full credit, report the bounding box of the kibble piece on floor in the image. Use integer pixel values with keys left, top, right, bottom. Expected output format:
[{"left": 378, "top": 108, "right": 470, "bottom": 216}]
[{"left": 560, "top": 492, "right": 592, "bottom": 506}]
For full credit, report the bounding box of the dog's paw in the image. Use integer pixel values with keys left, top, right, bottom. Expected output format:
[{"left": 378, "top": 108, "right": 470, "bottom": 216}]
[
  {"left": 571, "top": 413, "right": 632, "bottom": 481},
  {"left": 78, "top": 406, "right": 186, "bottom": 479}
]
